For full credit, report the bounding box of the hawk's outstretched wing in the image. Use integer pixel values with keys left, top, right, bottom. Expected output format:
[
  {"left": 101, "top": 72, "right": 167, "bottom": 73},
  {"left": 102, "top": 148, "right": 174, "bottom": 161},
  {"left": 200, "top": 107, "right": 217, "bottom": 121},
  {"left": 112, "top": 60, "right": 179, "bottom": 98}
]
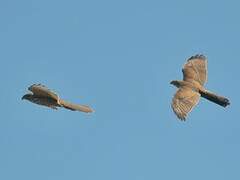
[
  {"left": 171, "top": 87, "right": 200, "bottom": 121},
  {"left": 182, "top": 54, "right": 207, "bottom": 86},
  {"left": 28, "top": 84, "right": 59, "bottom": 101}
]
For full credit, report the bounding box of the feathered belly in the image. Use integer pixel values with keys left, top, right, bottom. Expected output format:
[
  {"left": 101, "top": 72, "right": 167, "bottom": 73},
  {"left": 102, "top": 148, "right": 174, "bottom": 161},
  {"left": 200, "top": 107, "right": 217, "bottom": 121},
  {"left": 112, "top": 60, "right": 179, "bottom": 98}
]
[{"left": 30, "top": 97, "right": 60, "bottom": 109}]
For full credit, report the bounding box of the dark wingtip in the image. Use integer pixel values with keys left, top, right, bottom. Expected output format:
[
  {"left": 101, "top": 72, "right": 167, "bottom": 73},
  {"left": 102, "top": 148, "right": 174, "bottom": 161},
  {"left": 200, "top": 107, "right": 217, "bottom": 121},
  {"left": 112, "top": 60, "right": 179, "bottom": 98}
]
[
  {"left": 188, "top": 54, "right": 206, "bottom": 61},
  {"left": 180, "top": 118, "right": 186, "bottom": 121}
]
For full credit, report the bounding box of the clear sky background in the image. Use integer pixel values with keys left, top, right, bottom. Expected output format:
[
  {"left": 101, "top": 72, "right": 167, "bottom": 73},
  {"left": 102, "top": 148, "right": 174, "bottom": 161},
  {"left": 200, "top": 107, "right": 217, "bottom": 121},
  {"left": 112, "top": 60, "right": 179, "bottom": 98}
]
[{"left": 0, "top": 0, "right": 239, "bottom": 179}]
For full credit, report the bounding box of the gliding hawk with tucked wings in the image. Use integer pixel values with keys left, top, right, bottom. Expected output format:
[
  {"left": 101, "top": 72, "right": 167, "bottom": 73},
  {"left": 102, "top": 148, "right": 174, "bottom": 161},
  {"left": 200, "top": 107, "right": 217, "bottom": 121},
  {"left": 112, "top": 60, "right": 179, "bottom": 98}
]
[
  {"left": 22, "top": 84, "right": 93, "bottom": 113},
  {"left": 170, "top": 54, "right": 230, "bottom": 121}
]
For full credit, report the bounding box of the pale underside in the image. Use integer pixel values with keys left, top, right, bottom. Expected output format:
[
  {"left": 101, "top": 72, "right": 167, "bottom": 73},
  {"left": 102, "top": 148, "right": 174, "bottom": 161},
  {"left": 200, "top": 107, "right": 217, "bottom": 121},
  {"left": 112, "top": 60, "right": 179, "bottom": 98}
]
[{"left": 172, "top": 55, "right": 207, "bottom": 120}]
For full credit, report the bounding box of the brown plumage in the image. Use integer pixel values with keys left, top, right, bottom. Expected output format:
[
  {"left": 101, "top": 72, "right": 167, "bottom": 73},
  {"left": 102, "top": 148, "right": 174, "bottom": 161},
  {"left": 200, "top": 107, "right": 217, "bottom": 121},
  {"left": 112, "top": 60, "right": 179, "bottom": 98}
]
[
  {"left": 22, "top": 84, "right": 94, "bottom": 113},
  {"left": 170, "top": 54, "right": 230, "bottom": 121}
]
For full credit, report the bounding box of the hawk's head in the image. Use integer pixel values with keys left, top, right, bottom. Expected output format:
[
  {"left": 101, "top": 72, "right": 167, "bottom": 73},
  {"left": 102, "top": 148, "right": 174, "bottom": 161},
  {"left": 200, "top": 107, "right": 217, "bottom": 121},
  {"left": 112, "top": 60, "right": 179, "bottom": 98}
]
[
  {"left": 170, "top": 80, "right": 181, "bottom": 88},
  {"left": 21, "top": 94, "right": 33, "bottom": 100}
]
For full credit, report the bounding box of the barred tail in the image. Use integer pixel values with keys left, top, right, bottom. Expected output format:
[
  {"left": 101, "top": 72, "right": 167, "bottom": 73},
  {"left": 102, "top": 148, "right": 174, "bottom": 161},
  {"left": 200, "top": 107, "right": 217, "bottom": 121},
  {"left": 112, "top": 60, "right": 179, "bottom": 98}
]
[
  {"left": 200, "top": 90, "right": 230, "bottom": 107},
  {"left": 59, "top": 99, "right": 94, "bottom": 113}
]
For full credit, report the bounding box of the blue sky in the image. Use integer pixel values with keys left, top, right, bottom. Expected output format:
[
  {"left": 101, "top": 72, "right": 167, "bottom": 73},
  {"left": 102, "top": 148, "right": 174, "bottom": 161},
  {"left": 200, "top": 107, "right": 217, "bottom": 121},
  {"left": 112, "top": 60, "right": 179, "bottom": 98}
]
[{"left": 0, "top": 0, "right": 239, "bottom": 179}]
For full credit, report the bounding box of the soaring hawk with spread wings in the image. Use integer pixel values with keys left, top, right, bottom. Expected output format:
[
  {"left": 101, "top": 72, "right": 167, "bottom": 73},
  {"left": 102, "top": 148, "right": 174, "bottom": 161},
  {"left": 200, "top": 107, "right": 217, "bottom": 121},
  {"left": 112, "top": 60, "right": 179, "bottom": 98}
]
[
  {"left": 170, "top": 54, "right": 230, "bottom": 121},
  {"left": 22, "top": 84, "right": 93, "bottom": 113}
]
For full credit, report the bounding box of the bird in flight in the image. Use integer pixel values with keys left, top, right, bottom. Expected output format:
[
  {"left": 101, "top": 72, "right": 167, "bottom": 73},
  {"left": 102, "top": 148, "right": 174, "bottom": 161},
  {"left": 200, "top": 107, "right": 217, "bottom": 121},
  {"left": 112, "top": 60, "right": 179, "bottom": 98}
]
[
  {"left": 22, "top": 84, "right": 94, "bottom": 113},
  {"left": 170, "top": 54, "right": 230, "bottom": 121}
]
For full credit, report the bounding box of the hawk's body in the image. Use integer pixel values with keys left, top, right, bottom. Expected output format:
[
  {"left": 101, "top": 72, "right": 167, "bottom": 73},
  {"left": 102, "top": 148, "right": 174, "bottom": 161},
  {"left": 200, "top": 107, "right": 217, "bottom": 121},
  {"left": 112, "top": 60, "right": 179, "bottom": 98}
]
[
  {"left": 24, "top": 95, "right": 61, "bottom": 109},
  {"left": 171, "top": 54, "right": 230, "bottom": 121},
  {"left": 22, "top": 84, "right": 93, "bottom": 113}
]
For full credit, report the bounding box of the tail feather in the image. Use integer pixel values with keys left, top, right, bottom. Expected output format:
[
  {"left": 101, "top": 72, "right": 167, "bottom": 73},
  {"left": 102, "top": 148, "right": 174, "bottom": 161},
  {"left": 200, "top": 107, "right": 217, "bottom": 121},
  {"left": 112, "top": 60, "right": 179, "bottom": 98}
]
[
  {"left": 200, "top": 90, "right": 230, "bottom": 107},
  {"left": 59, "top": 99, "right": 94, "bottom": 113}
]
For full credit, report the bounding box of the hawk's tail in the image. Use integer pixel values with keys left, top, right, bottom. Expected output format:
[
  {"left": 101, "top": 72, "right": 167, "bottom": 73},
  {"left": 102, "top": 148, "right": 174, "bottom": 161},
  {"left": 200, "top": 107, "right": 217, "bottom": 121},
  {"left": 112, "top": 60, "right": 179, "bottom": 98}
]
[
  {"left": 59, "top": 99, "right": 94, "bottom": 113},
  {"left": 200, "top": 90, "right": 230, "bottom": 107}
]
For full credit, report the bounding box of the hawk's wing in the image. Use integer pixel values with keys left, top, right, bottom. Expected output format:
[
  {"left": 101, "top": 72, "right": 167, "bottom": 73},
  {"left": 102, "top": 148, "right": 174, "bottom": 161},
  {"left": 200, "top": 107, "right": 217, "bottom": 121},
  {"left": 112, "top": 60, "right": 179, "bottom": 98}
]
[
  {"left": 182, "top": 54, "right": 207, "bottom": 86},
  {"left": 28, "top": 84, "right": 59, "bottom": 101},
  {"left": 171, "top": 87, "right": 200, "bottom": 121}
]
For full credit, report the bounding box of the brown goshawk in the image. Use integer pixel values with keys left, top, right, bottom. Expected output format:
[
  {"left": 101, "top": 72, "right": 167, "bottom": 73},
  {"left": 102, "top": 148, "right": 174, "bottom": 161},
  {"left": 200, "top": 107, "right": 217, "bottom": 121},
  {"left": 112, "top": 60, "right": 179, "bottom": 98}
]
[
  {"left": 22, "top": 84, "right": 93, "bottom": 113},
  {"left": 170, "top": 54, "right": 230, "bottom": 121}
]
